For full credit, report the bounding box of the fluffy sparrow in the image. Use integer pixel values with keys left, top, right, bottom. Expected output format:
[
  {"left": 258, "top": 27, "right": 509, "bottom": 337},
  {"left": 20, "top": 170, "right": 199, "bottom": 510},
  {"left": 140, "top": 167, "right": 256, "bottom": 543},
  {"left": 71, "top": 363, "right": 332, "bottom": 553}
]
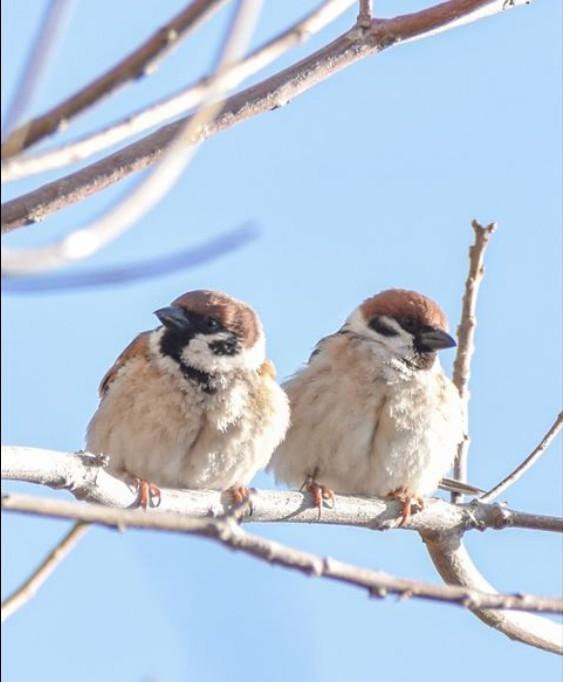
[
  {"left": 269, "top": 289, "right": 464, "bottom": 523},
  {"left": 87, "top": 289, "right": 290, "bottom": 507}
]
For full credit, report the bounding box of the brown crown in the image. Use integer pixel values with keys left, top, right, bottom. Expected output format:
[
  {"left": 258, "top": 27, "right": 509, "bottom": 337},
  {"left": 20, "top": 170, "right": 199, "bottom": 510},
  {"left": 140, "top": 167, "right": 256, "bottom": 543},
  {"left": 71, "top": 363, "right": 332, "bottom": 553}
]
[
  {"left": 172, "top": 290, "right": 261, "bottom": 348},
  {"left": 359, "top": 289, "right": 449, "bottom": 330}
]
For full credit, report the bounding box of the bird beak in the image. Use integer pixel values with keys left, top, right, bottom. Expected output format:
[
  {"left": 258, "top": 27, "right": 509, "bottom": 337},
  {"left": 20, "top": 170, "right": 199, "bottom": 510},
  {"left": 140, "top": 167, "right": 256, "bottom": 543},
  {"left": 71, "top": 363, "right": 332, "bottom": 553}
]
[
  {"left": 154, "top": 305, "right": 191, "bottom": 331},
  {"left": 417, "top": 327, "right": 457, "bottom": 352}
]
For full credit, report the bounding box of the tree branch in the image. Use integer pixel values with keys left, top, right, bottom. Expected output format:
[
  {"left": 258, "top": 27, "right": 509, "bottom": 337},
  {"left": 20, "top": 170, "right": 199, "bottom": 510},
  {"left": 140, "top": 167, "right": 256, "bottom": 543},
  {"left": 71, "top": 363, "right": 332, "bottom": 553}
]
[
  {"left": 1, "top": 522, "right": 88, "bottom": 622},
  {"left": 480, "top": 411, "right": 563, "bottom": 503},
  {"left": 424, "top": 533, "right": 563, "bottom": 654},
  {"left": 3, "top": 492, "right": 562, "bottom": 617},
  {"left": 2, "top": 446, "right": 561, "bottom": 534},
  {"left": 1, "top": 0, "right": 263, "bottom": 275},
  {"left": 1, "top": 0, "right": 229, "bottom": 157},
  {"left": 2, "top": 0, "right": 73, "bottom": 138},
  {"left": 0, "top": 0, "right": 529, "bottom": 234},
  {"left": 2, "top": 0, "right": 357, "bottom": 181},
  {"left": 451, "top": 219, "right": 497, "bottom": 500},
  {"left": 1, "top": 223, "right": 257, "bottom": 293}
]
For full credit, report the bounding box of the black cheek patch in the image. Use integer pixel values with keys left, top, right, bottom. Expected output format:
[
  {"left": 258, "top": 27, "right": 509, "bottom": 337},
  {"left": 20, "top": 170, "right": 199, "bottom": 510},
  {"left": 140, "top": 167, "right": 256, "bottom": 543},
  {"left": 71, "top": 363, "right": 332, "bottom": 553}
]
[
  {"left": 209, "top": 337, "right": 240, "bottom": 356},
  {"left": 369, "top": 317, "right": 399, "bottom": 337}
]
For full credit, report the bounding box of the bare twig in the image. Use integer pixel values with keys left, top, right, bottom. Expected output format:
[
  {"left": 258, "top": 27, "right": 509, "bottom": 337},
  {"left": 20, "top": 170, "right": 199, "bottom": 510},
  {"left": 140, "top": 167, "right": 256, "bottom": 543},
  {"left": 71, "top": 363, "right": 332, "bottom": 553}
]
[
  {"left": 1, "top": 223, "right": 257, "bottom": 293},
  {"left": 1, "top": 0, "right": 229, "bottom": 157},
  {"left": 3, "top": 492, "right": 562, "bottom": 616},
  {"left": 0, "top": 0, "right": 530, "bottom": 234},
  {"left": 424, "top": 533, "right": 563, "bottom": 655},
  {"left": 480, "top": 412, "right": 563, "bottom": 503},
  {"left": 1, "top": 522, "right": 88, "bottom": 622},
  {"left": 2, "top": 0, "right": 73, "bottom": 138},
  {"left": 2, "top": 0, "right": 357, "bottom": 181},
  {"left": 357, "top": 0, "right": 373, "bottom": 28},
  {"left": 451, "top": 219, "right": 497, "bottom": 500},
  {"left": 1, "top": 0, "right": 263, "bottom": 275},
  {"left": 2, "top": 446, "right": 561, "bottom": 534}
]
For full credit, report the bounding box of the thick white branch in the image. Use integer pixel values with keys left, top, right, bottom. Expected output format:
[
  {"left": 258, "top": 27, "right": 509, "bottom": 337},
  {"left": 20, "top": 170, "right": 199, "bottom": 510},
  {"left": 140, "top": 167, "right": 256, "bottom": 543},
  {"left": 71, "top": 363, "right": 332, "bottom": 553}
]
[{"left": 2, "top": 446, "right": 561, "bottom": 534}]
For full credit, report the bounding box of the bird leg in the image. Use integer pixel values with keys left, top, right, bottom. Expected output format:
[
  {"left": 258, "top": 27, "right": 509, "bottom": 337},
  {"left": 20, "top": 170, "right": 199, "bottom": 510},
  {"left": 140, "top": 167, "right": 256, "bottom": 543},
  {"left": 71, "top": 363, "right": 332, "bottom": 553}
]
[
  {"left": 300, "top": 475, "right": 335, "bottom": 518},
  {"left": 121, "top": 470, "right": 161, "bottom": 509},
  {"left": 388, "top": 487, "right": 424, "bottom": 526}
]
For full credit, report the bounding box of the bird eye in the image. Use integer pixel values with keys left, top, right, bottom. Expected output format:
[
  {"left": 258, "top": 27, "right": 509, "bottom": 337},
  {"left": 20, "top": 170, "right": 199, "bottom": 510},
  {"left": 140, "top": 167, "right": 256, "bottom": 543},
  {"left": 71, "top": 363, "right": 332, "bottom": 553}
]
[
  {"left": 204, "top": 316, "right": 220, "bottom": 332},
  {"left": 399, "top": 316, "right": 417, "bottom": 333}
]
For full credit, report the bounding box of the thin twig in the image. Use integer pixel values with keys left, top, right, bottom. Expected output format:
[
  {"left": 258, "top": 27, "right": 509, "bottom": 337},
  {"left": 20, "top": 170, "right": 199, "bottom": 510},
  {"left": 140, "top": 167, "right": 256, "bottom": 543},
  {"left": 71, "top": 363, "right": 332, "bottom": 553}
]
[
  {"left": 1, "top": 0, "right": 229, "bottom": 157},
  {"left": 0, "top": 0, "right": 530, "bottom": 234},
  {"left": 2, "top": 0, "right": 73, "bottom": 139},
  {"left": 451, "top": 219, "right": 497, "bottom": 500},
  {"left": 1, "top": 521, "right": 88, "bottom": 622},
  {"left": 480, "top": 412, "right": 563, "bottom": 503},
  {"left": 1, "top": 0, "right": 263, "bottom": 275},
  {"left": 2, "top": 492, "right": 562, "bottom": 615},
  {"left": 2, "top": 0, "right": 357, "bottom": 181},
  {"left": 357, "top": 0, "right": 373, "bottom": 28},
  {"left": 2, "top": 446, "right": 561, "bottom": 534},
  {"left": 1, "top": 223, "right": 257, "bottom": 293}
]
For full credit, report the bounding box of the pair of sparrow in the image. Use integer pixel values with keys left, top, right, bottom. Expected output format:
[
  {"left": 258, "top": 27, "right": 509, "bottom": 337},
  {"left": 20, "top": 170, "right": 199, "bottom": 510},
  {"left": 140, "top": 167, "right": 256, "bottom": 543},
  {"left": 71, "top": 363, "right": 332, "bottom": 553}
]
[{"left": 87, "top": 288, "right": 469, "bottom": 522}]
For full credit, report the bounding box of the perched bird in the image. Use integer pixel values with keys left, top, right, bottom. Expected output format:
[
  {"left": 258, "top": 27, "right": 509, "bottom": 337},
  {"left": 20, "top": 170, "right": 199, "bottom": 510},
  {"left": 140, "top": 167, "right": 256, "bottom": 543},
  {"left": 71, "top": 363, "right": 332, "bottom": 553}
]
[
  {"left": 87, "top": 290, "right": 290, "bottom": 507},
  {"left": 269, "top": 289, "right": 465, "bottom": 524}
]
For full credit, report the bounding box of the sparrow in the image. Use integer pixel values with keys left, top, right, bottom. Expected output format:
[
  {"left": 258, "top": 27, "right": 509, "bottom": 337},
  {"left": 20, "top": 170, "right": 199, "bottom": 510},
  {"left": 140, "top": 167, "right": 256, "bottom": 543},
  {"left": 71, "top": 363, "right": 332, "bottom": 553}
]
[
  {"left": 269, "top": 289, "right": 465, "bottom": 524},
  {"left": 86, "top": 289, "right": 290, "bottom": 507}
]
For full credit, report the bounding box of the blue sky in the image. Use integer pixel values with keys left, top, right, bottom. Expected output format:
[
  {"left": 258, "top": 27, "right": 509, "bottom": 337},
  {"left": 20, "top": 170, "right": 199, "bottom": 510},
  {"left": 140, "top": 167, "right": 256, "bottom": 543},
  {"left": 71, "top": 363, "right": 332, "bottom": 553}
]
[{"left": 2, "top": 1, "right": 561, "bottom": 680}]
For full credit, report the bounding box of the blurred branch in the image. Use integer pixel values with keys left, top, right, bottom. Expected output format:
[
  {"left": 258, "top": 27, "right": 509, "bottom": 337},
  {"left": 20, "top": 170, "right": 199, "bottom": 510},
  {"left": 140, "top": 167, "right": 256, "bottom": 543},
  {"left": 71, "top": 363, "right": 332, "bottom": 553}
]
[
  {"left": 480, "top": 412, "right": 563, "bottom": 503},
  {"left": 1, "top": 223, "right": 257, "bottom": 293},
  {"left": 1, "top": 0, "right": 229, "bottom": 158},
  {"left": 2, "top": 447, "right": 561, "bottom": 534},
  {"left": 2, "top": 0, "right": 73, "bottom": 139},
  {"left": 451, "top": 219, "right": 497, "bottom": 500},
  {"left": 1, "top": 0, "right": 263, "bottom": 275},
  {"left": 3, "top": 492, "right": 563, "bottom": 618},
  {"left": 0, "top": 0, "right": 530, "bottom": 234},
  {"left": 1, "top": 522, "right": 88, "bottom": 622},
  {"left": 2, "top": 0, "right": 357, "bottom": 181}
]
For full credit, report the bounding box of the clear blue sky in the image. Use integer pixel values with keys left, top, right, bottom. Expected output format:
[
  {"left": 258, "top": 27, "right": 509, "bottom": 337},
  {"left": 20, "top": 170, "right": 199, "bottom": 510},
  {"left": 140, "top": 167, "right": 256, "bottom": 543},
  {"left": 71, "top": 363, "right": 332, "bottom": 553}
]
[{"left": 2, "top": 1, "right": 561, "bottom": 680}]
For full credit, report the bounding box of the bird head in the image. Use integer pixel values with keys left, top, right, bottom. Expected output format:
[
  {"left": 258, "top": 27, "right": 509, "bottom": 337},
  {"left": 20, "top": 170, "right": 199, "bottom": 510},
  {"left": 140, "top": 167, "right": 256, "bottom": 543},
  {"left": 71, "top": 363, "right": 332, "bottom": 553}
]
[
  {"left": 154, "top": 290, "right": 265, "bottom": 375},
  {"left": 345, "top": 289, "right": 456, "bottom": 370}
]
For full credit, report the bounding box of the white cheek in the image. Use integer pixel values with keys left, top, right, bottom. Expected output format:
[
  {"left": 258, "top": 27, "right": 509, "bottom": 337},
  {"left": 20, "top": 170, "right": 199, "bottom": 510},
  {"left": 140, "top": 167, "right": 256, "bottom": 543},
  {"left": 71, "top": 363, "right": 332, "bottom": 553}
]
[
  {"left": 345, "top": 309, "right": 413, "bottom": 357},
  {"left": 182, "top": 332, "right": 265, "bottom": 373}
]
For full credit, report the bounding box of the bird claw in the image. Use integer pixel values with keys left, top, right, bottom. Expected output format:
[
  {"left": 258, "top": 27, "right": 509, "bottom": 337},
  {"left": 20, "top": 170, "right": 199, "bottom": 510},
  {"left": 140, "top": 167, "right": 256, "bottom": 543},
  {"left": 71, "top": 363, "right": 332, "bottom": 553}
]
[
  {"left": 130, "top": 478, "right": 161, "bottom": 509},
  {"left": 300, "top": 477, "right": 335, "bottom": 518},
  {"left": 388, "top": 487, "right": 424, "bottom": 526},
  {"left": 224, "top": 486, "right": 255, "bottom": 518}
]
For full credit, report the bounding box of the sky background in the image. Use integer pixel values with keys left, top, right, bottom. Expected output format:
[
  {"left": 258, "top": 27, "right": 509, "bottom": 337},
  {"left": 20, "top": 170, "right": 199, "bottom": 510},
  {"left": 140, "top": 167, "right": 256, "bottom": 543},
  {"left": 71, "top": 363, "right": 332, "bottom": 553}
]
[{"left": 1, "top": 1, "right": 562, "bottom": 680}]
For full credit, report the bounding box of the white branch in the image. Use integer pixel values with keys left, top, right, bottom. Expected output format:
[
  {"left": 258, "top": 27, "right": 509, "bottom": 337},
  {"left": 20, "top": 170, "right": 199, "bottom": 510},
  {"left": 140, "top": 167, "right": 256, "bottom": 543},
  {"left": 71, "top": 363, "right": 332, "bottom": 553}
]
[
  {"left": 2, "top": 446, "right": 561, "bottom": 534},
  {"left": 424, "top": 534, "right": 563, "bottom": 654}
]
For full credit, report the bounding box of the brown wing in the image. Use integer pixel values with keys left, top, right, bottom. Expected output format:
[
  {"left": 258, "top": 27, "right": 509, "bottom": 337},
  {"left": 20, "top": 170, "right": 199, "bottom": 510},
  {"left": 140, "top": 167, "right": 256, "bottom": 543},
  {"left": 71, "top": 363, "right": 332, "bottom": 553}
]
[
  {"left": 98, "top": 331, "right": 151, "bottom": 397},
  {"left": 258, "top": 358, "right": 277, "bottom": 380}
]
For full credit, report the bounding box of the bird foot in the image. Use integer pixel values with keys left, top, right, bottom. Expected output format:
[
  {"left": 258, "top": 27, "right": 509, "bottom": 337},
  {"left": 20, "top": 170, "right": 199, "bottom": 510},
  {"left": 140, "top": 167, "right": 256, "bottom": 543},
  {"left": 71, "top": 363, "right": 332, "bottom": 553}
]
[
  {"left": 227, "top": 485, "right": 251, "bottom": 506},
  {"left": 300, "top": 477, "right": 335, "bottom": 518},
  {"left": 388, "top": 487, "right": 424, "bottom": 526},
  {"left": 126, "top": 476, "right": 161, "bottom": 509},
  {"left": 224, "top": 486, "right": 255, "bottom": 518}
]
